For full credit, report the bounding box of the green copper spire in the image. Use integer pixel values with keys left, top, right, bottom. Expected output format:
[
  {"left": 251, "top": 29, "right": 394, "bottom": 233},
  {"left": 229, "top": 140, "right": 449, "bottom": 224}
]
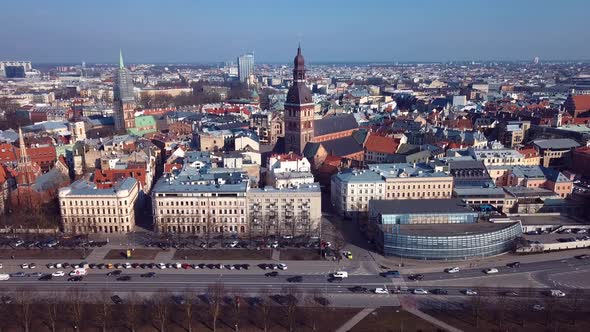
[{"left": 119, "top": 49, "right": 124, "bottom": 69}]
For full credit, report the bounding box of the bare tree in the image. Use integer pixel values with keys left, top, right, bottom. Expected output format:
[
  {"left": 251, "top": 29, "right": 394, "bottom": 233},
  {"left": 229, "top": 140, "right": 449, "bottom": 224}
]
[
  {"left": 15, "top": 288, "right": 33, "bottom": 332},
  {"left": 324, "top": 221, "right": 346, "bottom": 262},
  {"left": 469, "top": 288, "right": 485, "bottom": 328},
  {"left": 95, "top": 290, "right": 113, "bottom": 332},
  {"left": 282, "top": 285, "right": 301, "bottom": 332},
  {"left": 182, "top": 289, "right": 198, "bottom": 332},
  {"left": 304, "top": 292, "right": 321, "bottom": 331},
  {"left": 566, "top": 290, "right": 584, "bottom": 325},
  {"left": 125, "top": 291, "right": 141, "bottom": 332},
  {"left": 258, "top": 288, "right": 273, "bottom": 332},
  {"left": 230, "top": 288, "right": 244, "bottom": 331},
  {"left": 43, "top": 292, "right": 61, "bottom": 332},
  {"left": 206, "top": 282, "right": 226, "bottom": 332},
  {"left": 150, "top": 291, "right": 170, "bottom": 332},
  {"left": 67, "top": 289, "right": 85, "bottom": 331}
]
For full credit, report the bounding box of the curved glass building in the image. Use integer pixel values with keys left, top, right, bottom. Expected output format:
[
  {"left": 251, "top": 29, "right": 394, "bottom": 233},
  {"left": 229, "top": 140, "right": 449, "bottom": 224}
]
[{"left": 369, "top": 198, "right": 523, "bottom": 260}]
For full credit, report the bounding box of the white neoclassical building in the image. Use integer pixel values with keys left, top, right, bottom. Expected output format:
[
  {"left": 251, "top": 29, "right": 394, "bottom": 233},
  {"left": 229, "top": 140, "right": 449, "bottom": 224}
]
[{"left": 59, "top": 177, "right": 139, "bottom": 234}]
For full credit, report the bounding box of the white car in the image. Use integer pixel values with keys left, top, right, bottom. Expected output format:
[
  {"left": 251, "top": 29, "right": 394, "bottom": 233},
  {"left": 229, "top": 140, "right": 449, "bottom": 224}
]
[
  {"left": 277, "top": 263, "right": 287, "bottom": 270},
  {"left": 270, "top": 242, "right": 279, "bottom": 248},
  {"left": 464, "top": 289, "right": 478, "bottom": 296},
  {"left": 0, "top": 263, "right": 2, "bottom": 269},
  {"left": 413, "top": 288, "right": 428, "bottom": 295},
  {"left": 228, "top": 241, "right": 239, "bottom": 248},
  {"left": 51, "top": 271, "right": 65, "bottom": 277},
  {"left": 550, "top": 289, "right": 566, "bottom": 297},
  {"left": 446, "top": 267, "right": 460, "bottom": 274},
  {"left": 157, "top": 263, "right": 166, "bottom": 269},
  {"left": 20, "top": 263, "right": 29, "bottom": 269},
  {"left": 484, "top": 268, "right": 499, "bottom": 274},
  {"left": 374, "top": 287, "right": 389, "bottom": 294},
  {"left": 47, "top": 264, "right": 55, "bottom": 269},
  {"left": 174, "top": 262, "right": 181, "bottom": 269},
  {"left": 124, "top": 262, "right": 132, "bottom": 269}
]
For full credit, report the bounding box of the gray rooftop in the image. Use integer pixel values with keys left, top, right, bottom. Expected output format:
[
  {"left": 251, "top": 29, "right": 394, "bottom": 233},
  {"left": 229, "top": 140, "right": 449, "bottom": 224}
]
[
  {"left": 533, "top": 138, "right": 580, "bottom": 150},
  {"left": 370, "top": 198, "right": 474, "bottom": 215},
  {"left": 397, "top": 221, "right": 519, "bottom": 236}
]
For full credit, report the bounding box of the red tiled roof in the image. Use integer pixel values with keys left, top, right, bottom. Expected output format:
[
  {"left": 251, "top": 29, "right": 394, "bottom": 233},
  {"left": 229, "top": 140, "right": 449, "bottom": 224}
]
[
  {"left": 573, "top": 95, "right": 590, "bottom": 111},
  {"left": 364, "top": 133, "right": 399, "bottom": 154}
]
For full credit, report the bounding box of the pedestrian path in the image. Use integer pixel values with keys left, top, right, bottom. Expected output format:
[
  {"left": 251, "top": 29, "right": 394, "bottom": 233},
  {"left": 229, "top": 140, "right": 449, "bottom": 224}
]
[
  {"left": 334, "top": 307, "right": 376, "bottom": 332},
  {"left": 84, "top": 246, "right": 110, "bottom": 262},
  {"left": 154, "top": 249, "right": 177, "bottom": 261},
  {"left": 403, "top": 307, "right": 463, "bottom": 332}
]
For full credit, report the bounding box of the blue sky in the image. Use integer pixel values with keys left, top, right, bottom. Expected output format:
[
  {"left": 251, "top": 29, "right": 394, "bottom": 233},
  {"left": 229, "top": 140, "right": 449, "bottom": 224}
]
[{"left": 1, "top": 0, "right": 589, "bottom": 63}]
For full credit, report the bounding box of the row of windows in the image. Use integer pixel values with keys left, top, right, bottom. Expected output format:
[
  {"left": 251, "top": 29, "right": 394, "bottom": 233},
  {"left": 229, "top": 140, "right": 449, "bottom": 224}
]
[
  {"left": 63, "top": 217, "right": 131, "bottom": 224},
  {"left": 67, "top": 225, "right": 131, "bottom": 234},
  {"left": 62, "top": 199, "right": 129, "bottom": 207},
  {"left": 157, "top": 200, "right": 245, "bottom": 207},
  {"left": 62, "top": 208, "right": 130, "bottom": 215},
  {"left": 159, "top": 209, "right": 245, "bottom": 215},
  {"left": 159, "top": 217, "right": 246, "bottom": 224}
]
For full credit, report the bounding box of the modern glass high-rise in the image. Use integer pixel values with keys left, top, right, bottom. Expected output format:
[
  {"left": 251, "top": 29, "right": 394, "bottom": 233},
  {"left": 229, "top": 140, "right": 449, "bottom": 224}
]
[
  {"left": 237, "top": 53, "right": 254, "bottom": 84},
  {"left": 113, "top": 50, "right": 136, "bottom": 131}
]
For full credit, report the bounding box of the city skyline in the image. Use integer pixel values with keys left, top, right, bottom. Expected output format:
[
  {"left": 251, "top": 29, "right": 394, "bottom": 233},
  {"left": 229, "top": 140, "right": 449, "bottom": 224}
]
[{"left": 2, "top": 0, "right": 590, "bottom": 63}]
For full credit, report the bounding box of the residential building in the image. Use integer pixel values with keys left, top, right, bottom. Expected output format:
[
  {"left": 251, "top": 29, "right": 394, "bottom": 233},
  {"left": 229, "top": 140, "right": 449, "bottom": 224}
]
[
  {"left": 533, "top": 138, "right": 580, "bottom": 168},
  {"left": 59, "top": 177, "right": 139, "bottom": 234},
  {"left": 331, "top": 163, "right": 453, "bottom": 216}
]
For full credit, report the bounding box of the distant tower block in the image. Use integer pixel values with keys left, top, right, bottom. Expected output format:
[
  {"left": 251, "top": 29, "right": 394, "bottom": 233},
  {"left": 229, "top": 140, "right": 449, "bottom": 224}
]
[{"left": 533, "top": 56, "right": 540, "bottom": 65}]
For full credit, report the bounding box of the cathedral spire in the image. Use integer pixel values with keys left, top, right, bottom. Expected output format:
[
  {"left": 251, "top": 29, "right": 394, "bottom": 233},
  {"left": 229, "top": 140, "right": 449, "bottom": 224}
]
[
  {"left": 18, "top": 127, "right": 29, "bottom": 164},
  {"left": 119, "top": 49, "right": 125, "bottom": 69}
]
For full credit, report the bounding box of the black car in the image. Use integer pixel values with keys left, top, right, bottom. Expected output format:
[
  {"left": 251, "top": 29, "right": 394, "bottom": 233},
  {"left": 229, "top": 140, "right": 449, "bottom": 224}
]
[
  {"left": 111, "top": 295, "right": 123, "bottom": 304},
  {"left": 0, "top": 296, "right": 12, "bottom": 304},
  {"left": 68, "top": 276, "right": 83, "bottom": 282},
  {"left": 328, "top": 277, "right": 343, "bottom": 283},
  {"left": 141, "top": 272, "right": 156, "bottom": 278},
  {"left": 575, "top": 254, "right": 590, "bottom": 260},
  {"left": 107, "top": 270, "right": 123, "bottom": 276},
  {"left": 197, "top": 264, "right": 206, "bottom": 269},
  {"left": 39, "top": 274, "right": 52, "bottom": 281},
  {"left": 431, "top": 288, "right": 448, "bottom": 295},
  {"left": 507, "top": 262, "right": 521, "bottom": 268},
  {"left": 408, "top": 274, "right": 424, "bottom": 281},
  {"left": 241, "top": 264, "right": 250, "bottom": 270},
  {"left": 117, "top": 276, "right": 132, "bottom": 281},
  {"left": 349, "top": 286, "right": 368, "bottom": 293},
  {"left": 265, "top": 271, "right": 279, "bottom": 277},
  {"left": 287, "top": 276, "right": 303, "bottom": 283}
]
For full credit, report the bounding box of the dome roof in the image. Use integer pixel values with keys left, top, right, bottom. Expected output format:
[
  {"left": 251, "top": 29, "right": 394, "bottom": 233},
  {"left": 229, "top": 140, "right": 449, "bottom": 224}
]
[{"left": 294, "top": 46, "right": 305, "bottom": 67}]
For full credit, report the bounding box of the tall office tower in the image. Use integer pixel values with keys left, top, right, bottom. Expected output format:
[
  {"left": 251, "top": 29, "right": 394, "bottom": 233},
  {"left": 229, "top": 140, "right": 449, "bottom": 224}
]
[
  {"left": 237, "top": 53, "right": 254, "bottom": 84},
  {"left": 284, "top": 45, "right": 315, "bottom": 155},
  {"left": 113, "top": 50, "right": 136, "bottom": 131}
]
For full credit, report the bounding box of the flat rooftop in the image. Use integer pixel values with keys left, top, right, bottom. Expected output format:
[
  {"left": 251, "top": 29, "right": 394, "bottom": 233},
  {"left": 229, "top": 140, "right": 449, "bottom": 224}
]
[
  {"left": 507, "top": 214, "right": 587, "bottom": 226},
  {"left": 397, "top": 221, "right": 519, "bottom": 236},
  {"left": 370, "top": 198, "right": 474, "bottom": 215}
]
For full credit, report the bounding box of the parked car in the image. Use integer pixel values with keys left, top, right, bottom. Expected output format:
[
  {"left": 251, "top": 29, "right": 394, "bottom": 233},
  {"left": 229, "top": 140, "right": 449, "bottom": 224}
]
[
  {"left": 374, "top": 287, "right": 389, "bottom": 294},
  {"left": 549, "top": 289, "right": 566, "bottom": 297},
  {"left": 51, "top": 271, "right": 65, "bottom": 277},
  {"left": 533, "top": 304, "right": 545, "bottom": 311},
  {"left": 39, "top": 274, "right": 52, "bottom": 281},
  {"left": 277, "top": 263, "right": 288, "bottom": 270},
  {"left": 111, "top": 295, "right": 123, "bottom": 304},
  {"left": 68, "top": 276, "right": 83, "bottom": 281},
  {"left": 265, "top": 271, "right": 279, "bottom": 277},
  {"left": 412, "top": 288, "right": 428, "bottom": 295},
  {"left": 107, "top": 270, "right": 122, "bottom": 276},
  {"left": 484, "top": 268, "right": 499, "bottom": 274},
  {"left": 431, "top": 289, "right": 448, "bottom": 295}
]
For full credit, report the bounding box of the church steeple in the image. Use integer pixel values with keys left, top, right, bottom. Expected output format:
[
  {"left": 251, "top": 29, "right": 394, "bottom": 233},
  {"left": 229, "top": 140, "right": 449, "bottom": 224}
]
[
  {"left": 293, "top": 44, "right": 306, "bottom": 82},
  {"left": 18, "top": 127, "right": 30, "bottom": 165}
]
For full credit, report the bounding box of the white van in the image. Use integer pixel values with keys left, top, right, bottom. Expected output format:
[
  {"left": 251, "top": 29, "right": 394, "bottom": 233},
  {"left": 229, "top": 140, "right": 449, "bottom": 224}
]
[
  {"left": 0, "top": 274, "right": 10, "bottom": 281},
  {"left": 69, "top": 268, "right": 87, "bottom": 276},
  {"left": 332, "top": 271, "right": 348, "bottom": 278}
]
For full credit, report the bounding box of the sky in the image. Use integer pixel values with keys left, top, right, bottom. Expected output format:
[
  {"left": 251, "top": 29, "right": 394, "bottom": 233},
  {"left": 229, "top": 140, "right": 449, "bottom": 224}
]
[{"left": 1, "top": 0, "right": 589, "bottom": 64}]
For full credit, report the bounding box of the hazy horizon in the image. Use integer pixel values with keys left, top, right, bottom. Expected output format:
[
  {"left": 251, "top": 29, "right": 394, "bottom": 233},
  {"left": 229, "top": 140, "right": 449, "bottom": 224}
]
[{"left": 2, "top": 0, "right": 589, "bottom": 64}]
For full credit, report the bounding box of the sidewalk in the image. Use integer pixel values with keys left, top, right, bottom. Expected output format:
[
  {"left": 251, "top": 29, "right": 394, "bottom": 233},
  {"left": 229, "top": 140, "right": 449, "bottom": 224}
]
[
  {"left": 373, "top": 247, "right": 590, "bottom": 274},
  {"left": 334, "top": 308, "right": 376, "bottom": 332},
  {"left": 403, "top": 307, "right": 463, "bottom": 332}
]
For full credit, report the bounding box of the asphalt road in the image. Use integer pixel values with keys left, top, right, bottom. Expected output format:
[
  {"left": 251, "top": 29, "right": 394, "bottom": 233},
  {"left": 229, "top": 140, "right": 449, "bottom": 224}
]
[{"left": 402, "top": 256, "right": 590, "bottom": 283}]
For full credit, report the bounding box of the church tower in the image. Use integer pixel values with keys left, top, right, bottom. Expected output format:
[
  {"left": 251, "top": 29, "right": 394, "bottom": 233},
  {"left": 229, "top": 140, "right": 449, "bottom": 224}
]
[
  {"left": 113, "top": 50, "right": 136, "bottom": 132},
  {"left": 284, "top": 45, "right": 315, "bottom": 154},
  {"left": 15, "top": 127, "right": 40, "bottom": 186}
]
